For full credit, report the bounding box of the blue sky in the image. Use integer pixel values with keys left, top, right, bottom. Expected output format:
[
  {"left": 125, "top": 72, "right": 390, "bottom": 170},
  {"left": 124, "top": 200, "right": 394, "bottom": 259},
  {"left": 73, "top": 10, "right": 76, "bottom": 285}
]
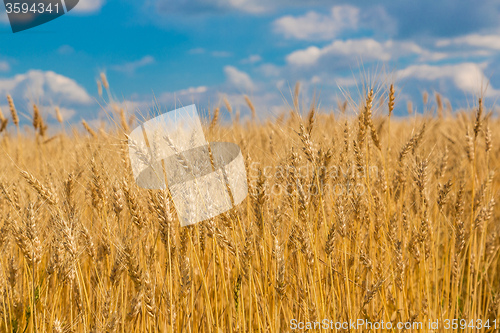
[{"left": 1, "top": 0, "right": 500, "bottom": 123}]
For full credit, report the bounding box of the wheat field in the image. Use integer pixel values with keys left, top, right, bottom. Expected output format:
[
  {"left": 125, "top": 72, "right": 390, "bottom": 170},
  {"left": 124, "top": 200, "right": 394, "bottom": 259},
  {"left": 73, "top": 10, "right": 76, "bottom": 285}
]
[{"left": 0, "top": 81, "right": 499, "bottom": 332}]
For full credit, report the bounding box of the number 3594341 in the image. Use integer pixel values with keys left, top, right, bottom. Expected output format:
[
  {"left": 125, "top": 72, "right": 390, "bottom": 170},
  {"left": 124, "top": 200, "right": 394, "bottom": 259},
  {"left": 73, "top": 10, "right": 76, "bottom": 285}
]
[{"left": 5, "top": 2, "right": 60, "bottom": 14}]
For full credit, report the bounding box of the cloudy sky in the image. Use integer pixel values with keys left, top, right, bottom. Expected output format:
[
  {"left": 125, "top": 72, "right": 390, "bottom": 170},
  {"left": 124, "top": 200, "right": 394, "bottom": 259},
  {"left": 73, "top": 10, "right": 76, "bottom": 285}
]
[{"left": 1, "top": 0, "right": 500, "bottom": 123}]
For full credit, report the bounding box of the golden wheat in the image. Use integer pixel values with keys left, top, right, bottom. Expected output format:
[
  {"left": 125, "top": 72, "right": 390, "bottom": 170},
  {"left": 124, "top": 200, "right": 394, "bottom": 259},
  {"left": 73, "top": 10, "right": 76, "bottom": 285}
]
[{"left": 0, "top": 90, "right": 498, "bottom": 333}]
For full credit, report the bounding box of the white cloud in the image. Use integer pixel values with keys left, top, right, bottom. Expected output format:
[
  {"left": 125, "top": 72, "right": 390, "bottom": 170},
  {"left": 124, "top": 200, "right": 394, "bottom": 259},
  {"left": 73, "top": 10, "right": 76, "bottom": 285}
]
[
  {"left": 189, "top": 48, "right": 206, "bottom": 55},
  {"left": 111, "top": 56, "right": 155, "bottom": 74},
  {"left": 257, "top": 63, "right": 281, "bottom": 77},
  {"left": 178, "top": 86, "right": 208, "bottom": 95},
  {"left": 219, "top": 91, "right": 283, "bottom": 118},
  {"left": 72, "top": 0, "right": 105, "bottom": 13},
  {"left": 157, "top": 86, "right": 211, "bottom": 105},
  {"left": 0, "top": 61, "right": 9, "bottom": 72},
  {"left": 0, "top": 70, "right": 93, "bottom": 105},
  {"left": 333, "top": 76, "right": 358, "bottom": 87},
  {"left": 397, "top": 62, "right": 499, "bottom": 96},
  {"left": 286, "top": 46, "right": 323, "bottom": 66},
  {"left": 47, "top": 106, "right": 76, "bottom": 121},
  {"left": 57, "top": 45, "right": 75, "bottom": 55},
  {"left": 224, "top": 66, "right": 255, "bottom": 91},
  {"left": 212, "top": 51, "right": 232, "bottom": 58},
  {"left": 310, "top": 75, "right": 321, "bottom": 84},
  {"left": 241, "top": 54, "right": 262, "bottom": 64},
  {"left": 154, "top": 0, "right": 351, "bottom": 15},
  {"left": 224, "top": 0, "right": 267, "bottom": 13},
  {"left": 436, "top": 34, "right": 500, "bottom": 50},
  {"left": 274, "top": 6, "right": 359, "bottom": 40},
  {"left": 286, "top": 38, "right": 443, "bottom": 66},
  {"left": 189, "top": 49, "right": 232, "bottom": 57},
  {"left": 103, "top": 100, "right": 151, "bottom": 118}
]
